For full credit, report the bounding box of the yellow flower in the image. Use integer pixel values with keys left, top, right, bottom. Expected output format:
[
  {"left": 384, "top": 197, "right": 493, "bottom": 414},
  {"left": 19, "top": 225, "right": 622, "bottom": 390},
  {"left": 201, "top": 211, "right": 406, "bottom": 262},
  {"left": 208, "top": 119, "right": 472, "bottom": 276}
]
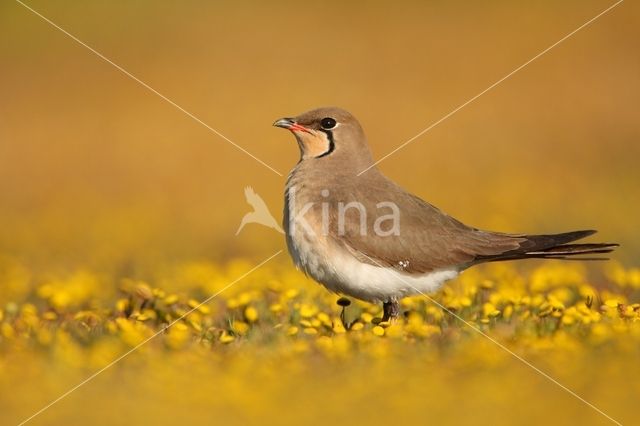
[
  {"left": 604, "top": 299, "right": 620, "bottom": 308},
  {"left": 231, "top": 320, "right": 250, "bottom": 336},
  {"left": 237, "top": 292, "right": 253, "bottom": 306},
  {"left": 316, "top": 312, "right": 331, "bottom": 327},
  {"left": 115, "top": 298, "right": 130, "bottom": 314},
  {"left": 372, "top": 326, "right": 385, "bottom": 337},
  {"left": 503, "top": 305, "right": 514, "bottom": 320},
  {"left": 332, "top": 319, "right": 346, "bottom": 334},
  {"left": 164, "top": 294, "right": 179, "bottom": 305},
  {"left": 284, "top": 289, "right": 299, "bottom": 299},
  {"left": 426, "top": 306, "right": 443, "bottom": 322},
  {"left": 188, "top": 318, "right": 202, "bottom": 332},
  {"left": 548, "top": 297, "right": 565, "bottom": 310},
  {"left": 482, "top": 303, "right": 500, "bottom": 318},
  {"left": 197, "top": 304, "right": 211, "bottom": 315},
  {"left": 422, "top": 325, "right": 441, "bottom": 337},
  {"left": 244, "top": 306, "right": 259, "bottom": 323},
  {"left": 136, "top": 309, "right": 158, "bottom": 322},
  {"left": 350, "top": 322, "right": 364, "bottom": 331},
  {"left": 299, "top": 304, "right": 318, "bottom": 318},
  {"left": 219, "top": 331, "right": 235, "bottom": 344},
  {"left": 115, "top": 318, "right": 147, "bottom": 346},
  {"left": 361, "top": 312, "right": 374, "bottom": 323},
  {"left": 480, "top": 280, "right": 494, "bottom": 289},
  {"left": 385, "top": 324, "right": 404, "bottom": 338},
  {"left": 269, "top": 303, "right": 284, "bottom": 314},
  {"left": 460, "top": 296, "right": 473, "bottom": 307}
]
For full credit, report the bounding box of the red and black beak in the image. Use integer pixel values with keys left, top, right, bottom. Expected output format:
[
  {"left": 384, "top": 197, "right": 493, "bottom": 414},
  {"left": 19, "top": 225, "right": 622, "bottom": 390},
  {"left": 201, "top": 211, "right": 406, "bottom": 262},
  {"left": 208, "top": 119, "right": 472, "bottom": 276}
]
[{"left": 273, "top": 118, "right": 311, "bottom": 134}]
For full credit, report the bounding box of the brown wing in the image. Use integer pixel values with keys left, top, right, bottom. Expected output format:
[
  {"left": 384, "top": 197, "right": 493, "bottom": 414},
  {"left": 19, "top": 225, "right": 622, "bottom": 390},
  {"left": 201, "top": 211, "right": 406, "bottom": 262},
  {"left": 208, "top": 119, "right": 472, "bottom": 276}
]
[{"left": 328, "top": 177, "right": 525, "bottom": 274}]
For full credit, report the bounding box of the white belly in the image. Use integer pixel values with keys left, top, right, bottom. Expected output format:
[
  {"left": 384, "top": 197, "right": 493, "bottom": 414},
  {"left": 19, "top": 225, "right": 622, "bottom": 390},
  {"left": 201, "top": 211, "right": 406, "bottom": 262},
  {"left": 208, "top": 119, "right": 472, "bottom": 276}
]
[{"left": 285, "top": 208, "right": 459, "bottom": 303}]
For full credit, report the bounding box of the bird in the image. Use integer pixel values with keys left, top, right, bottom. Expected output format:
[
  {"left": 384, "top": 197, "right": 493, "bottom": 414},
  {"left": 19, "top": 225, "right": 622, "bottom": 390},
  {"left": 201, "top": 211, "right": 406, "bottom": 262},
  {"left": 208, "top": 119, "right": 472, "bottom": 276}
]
[
  {"left": 236, "top": 186, "right": 284, "bottom": 235},
  {"left": 273, "top": 107, "right": 618, "bottom": 321}
]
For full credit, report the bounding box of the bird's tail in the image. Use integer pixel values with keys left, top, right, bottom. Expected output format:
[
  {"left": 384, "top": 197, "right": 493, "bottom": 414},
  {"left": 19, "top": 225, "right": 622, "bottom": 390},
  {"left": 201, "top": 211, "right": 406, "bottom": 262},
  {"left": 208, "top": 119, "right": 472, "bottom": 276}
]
[{"left": 479, "top": 230, "right": 618, "bottom": 263}]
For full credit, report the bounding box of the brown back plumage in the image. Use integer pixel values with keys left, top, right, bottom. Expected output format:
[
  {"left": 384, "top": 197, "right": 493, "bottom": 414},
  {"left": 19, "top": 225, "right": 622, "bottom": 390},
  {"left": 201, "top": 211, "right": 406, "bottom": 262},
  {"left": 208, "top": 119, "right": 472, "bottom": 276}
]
[{"left": 283, "top": 107, "right": 618, "bottom": 274}]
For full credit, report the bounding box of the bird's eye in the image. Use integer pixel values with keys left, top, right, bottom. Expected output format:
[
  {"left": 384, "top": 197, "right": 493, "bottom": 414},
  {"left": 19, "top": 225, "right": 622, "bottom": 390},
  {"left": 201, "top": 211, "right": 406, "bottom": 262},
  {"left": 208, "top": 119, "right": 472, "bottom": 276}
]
[{"left": 320, "top": 117, "right": 337, "bottom": 130}]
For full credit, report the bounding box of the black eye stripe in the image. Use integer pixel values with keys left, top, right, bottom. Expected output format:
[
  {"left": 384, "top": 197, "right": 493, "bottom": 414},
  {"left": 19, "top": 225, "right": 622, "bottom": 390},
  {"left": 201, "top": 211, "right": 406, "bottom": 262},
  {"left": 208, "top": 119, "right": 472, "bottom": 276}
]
[{"left": 316, "top": 129, "right": 335, "bottom": 158}]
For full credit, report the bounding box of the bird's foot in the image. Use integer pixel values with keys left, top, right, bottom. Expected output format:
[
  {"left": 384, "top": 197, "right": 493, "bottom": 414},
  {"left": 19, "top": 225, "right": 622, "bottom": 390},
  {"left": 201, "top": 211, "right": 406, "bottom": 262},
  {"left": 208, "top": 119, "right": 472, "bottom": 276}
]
[{"left": 381, "top": 300, "right": 400, "bottom": 322}]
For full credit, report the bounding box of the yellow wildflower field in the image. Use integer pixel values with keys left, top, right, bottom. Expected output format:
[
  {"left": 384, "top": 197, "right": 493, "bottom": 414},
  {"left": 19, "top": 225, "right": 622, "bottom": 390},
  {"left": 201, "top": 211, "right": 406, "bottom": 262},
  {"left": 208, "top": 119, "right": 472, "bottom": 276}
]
[{"left": 1, "top": 257, "right": 639, "bottom": 425}]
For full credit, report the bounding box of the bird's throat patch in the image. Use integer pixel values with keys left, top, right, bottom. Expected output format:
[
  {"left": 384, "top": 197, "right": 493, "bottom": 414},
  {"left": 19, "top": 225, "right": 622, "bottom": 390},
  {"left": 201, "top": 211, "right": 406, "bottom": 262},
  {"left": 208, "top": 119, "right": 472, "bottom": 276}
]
[
  {"left": 316, "top": 130, "right": 335, "bottom": 158},
  {"left": 298, "top": 130, "right": 335, "bottom": 159}
]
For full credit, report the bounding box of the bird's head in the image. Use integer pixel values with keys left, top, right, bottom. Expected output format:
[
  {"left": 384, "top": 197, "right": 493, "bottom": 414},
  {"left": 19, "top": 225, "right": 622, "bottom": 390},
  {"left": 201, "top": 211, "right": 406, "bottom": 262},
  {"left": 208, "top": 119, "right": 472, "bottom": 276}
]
[{"left": 273, "top": 107, "right": 373, "bottom": 165}]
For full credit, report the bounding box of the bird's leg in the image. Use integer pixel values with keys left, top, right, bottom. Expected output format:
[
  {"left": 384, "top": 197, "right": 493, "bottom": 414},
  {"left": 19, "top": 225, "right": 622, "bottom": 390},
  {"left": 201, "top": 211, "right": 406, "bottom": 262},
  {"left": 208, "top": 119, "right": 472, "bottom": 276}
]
[{"left": 382, "top": 300, "right": 400, "bottom": 322}]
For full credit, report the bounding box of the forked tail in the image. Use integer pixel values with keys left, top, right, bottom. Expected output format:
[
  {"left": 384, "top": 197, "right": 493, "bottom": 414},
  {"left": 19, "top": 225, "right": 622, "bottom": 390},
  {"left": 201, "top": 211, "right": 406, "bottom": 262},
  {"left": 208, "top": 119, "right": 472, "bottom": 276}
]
[{"left": 478, "top": 230, "right": 618, "bottom": 263}]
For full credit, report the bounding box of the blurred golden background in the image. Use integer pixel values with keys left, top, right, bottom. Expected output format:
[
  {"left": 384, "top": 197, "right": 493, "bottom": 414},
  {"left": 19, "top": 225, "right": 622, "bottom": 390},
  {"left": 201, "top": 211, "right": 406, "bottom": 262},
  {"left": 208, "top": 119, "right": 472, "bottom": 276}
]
[
  {"left": 1, "top": 0, "right": 639, "bottom": 425},
  {"left": 2, "top": 0, "right": 638, "bottom": 271}
]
